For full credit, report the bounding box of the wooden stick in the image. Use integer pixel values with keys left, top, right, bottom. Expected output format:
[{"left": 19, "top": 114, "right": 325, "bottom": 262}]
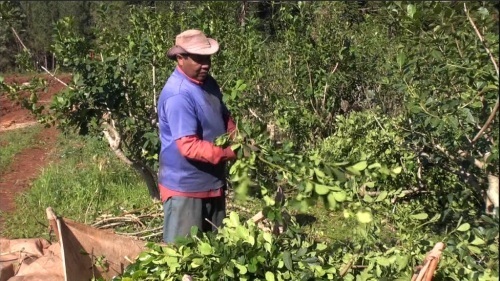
[
  {"left": 248, "top": 211, "right": 265, "bottom": 223},
  {"left": 46, "top": 207, "right": 61, "bottom": 242}
]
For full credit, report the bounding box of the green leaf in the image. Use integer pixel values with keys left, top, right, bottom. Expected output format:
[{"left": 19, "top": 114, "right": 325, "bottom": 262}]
[
  {"left": 410, "top": 213, "right": 428, "bottom": 220},
  {"left": 470, "top": 237, "right": 485, "bottom": 245},
  {"left": 265, "top": 271, "right": 275, "bottom": 281},
  {"left": 316, "top": 243, "right": 327, "bottom": 251},
  {"left": 391, "top": 167, "right": 402, "bottom": 174},
  {"left": 327, "top": 193, "right": 338, "bottom": 210},
  {"left": 248, "top": 262, "right": 257, "bottom": 273},
  {"left": 314, "top": 184, "right": 330, "bottom": 195},
  {"left": 468, "top": 245, "right": 482, "bottom": 255},
  {"left": 198, "top": 242, "right": 213, "bottom": 256},
  {"left": 375, "top": 191, "right": 388, "bottom": 202},
  {"left": 235, "top": 263, "right": 248, "bottom": 274},
  {"left": 314, "top": 168, "right": 325, "bottom": 178},
  {"left": 263, "top": 232, "right": 273, "bottom": 244},
  {"left": 368, "top": 163, "right": 381, "bottom": 169},
  {"left": 397, "top": 52, "right": 406, "bottom": 68},
  {"left": 457, "top": 223, "right": 470, "bottom": 232},
  {"left": 305, "top": 182, "right": 314, "bottom": 193},
  {"left": 407, "top": 4, "right": 416, "bottom": 19},
  {"left": 332, "top": 168, "right": 347, "bottom": 182},
  {"left": 350, "top": 161, "right": 368, "bottom": 171},
  {"left": 356, "top": 211, "right": 373, "bottom": 224},
  {"left": 190, "top": 226, "right": 199, "bottom": 237},
  {"left": 365, "top": 182, "right": 375, "bottom": 188},
  {"left": 376, "top": 257, "right": 391, "bottom": 266},
  {"left": 396, "top": 255, "right": 409, "bottom": 271},
  {"left": 283, "top": 251, "right": 293, "bottom": 271},
  {"left": 229, "top": 212, "right": 240, "bottom": 227},
  {"left": 331, "top": 191, "right": 347, "bottom": 202},
  {"left": 191, "top": 258, "right": 204, "bottom": 268},
  {"left": 346, "top": 167, "right": 361, "bottom": 176}
]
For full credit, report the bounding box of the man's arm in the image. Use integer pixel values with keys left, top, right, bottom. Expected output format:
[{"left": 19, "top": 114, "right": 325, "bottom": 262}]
[{"left": 176, "top": 136, "right": 236, "bottom": 165}]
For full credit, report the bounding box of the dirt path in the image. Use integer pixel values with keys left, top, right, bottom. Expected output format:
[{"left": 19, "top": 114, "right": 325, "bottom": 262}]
[{"left": 0, "top": 74, "right": 71, "bottom": 232}]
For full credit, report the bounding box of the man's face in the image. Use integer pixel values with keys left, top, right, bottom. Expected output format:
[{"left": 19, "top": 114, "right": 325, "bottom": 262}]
[{"left": 177, "top": 54, "right": 211, "bottom": 81}]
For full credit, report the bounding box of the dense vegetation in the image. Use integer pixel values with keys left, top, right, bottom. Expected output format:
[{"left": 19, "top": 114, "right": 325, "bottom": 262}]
[{"left": 1, "top": 1, "right": 498, "bottom": 280}]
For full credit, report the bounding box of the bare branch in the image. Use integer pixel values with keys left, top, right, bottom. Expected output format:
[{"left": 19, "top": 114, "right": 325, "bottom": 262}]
[
  {"left": 464, "top": 4, "right": 499, "bottom": 144},
  {"left": 464, "top": 4, "right": 499, "bottom": 76},
  {"left": 10, "top": 27, "right": 29, "bottom": 54},
  {"left": 204, "top": 218, "right": 219, "bottom": 230},
  {"left": 40, "top": 65, "right": 72, "bottom": 89},
  {"left": 433, "top": 142, "right": 486, "bottom": 170},
  {"left": 11, "top": 27, "right": 73, "bottom": 89},
  {"left": 248, "top": 108, "right": 265, "bottom": 123},
  {"left": 471, "top": 99, "right": 499, "bottom": 144},
  {"left": 152, "top": 55, "right": 157, "bottom": 114}
]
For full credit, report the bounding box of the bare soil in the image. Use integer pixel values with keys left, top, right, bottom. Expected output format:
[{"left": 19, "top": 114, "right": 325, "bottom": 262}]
[{"left": 0, "top": 73, "right": 71, "bottom": 232}]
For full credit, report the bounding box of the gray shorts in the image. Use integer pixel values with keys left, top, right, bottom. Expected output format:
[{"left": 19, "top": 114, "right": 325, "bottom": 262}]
[{"left": 162, "top": 194, "right": 226, "bottom": 243}]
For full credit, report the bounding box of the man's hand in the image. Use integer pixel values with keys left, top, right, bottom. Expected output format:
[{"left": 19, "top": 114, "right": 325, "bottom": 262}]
[
  {"left": 214, "top": 133, "right": 231, "bottom": 148},
  {"left": 231, "top": 143, "right": 260, "bottom": 158}
]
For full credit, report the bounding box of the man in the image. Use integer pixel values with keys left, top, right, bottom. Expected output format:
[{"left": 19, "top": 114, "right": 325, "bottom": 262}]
[{"left": 157, "top": 29, "right": 238, "bottom": 243}]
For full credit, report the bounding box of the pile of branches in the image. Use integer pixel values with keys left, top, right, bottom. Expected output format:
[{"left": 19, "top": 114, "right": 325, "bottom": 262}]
[{"left": 90, "top": 195, "right": 257, "bottom": 241}]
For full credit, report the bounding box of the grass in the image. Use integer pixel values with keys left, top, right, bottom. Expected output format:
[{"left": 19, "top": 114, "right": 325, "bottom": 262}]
[
  {"left": 1, "top": 132, "right": 152, "bottom": 239},
  {"left": 0, "top": 124, "right": 42, "bottom": 172}
]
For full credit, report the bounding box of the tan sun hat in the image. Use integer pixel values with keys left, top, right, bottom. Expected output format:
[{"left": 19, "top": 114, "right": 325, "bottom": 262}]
[{"left": 167, "top": 29, "right": 219, "bottom": 60}]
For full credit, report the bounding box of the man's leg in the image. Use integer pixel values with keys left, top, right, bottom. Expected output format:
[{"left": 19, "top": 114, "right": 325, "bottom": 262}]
[
  {"left": 163, "top": 196, "right": 203, "bottom": 243},
  {"left": 202, "top": 194, "right": 226, "bottom": 232}
]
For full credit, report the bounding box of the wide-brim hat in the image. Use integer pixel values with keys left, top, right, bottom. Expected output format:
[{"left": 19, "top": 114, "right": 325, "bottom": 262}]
[{"left": 167, "top": 29, "right": 219, "bottom": 60}]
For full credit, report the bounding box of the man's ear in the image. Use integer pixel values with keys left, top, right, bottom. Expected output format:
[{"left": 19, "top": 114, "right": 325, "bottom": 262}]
[{"left": 176, "top": 55, "right": 185, "bottom": 67}]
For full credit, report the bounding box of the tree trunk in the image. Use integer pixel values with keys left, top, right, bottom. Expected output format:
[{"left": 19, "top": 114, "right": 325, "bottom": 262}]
[
  {"left": 102, "top": 122, "right": 160, "bottom": 200},
  {"left": 132, "top": 161, "right": 160, "bottom": 200}
]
